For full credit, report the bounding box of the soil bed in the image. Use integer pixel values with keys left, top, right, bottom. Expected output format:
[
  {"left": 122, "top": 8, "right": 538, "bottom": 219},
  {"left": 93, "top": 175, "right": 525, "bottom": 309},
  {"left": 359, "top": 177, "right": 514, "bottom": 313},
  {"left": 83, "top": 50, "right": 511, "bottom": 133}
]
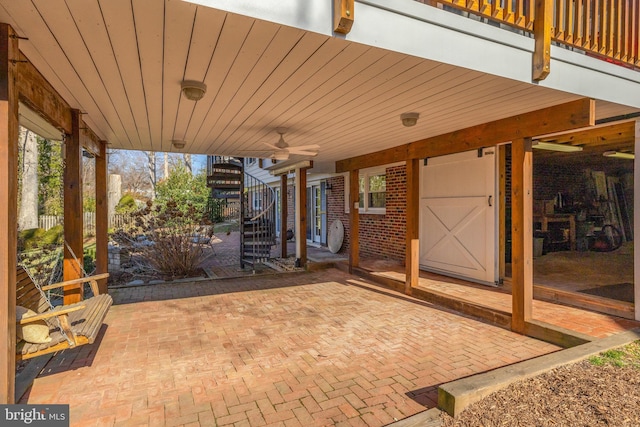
[{"left": 441, "top": 342, "right": 640, "bottom": 426}]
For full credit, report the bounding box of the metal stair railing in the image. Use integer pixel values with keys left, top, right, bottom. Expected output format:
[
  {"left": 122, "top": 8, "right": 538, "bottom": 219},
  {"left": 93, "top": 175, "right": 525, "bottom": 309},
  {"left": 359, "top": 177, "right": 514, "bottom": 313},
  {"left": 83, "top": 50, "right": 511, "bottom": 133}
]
[{"left": 241, "top": 171, "right": 277, "bottom": 269}]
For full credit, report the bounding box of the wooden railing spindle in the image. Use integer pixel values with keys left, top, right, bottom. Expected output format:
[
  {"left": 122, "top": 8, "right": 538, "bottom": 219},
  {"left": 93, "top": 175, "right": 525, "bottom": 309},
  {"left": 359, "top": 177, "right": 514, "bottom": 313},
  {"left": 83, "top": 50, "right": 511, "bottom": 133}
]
[
  {"left": 574, "top": 0, "right": 584, "bottom": 46},
  {"left": 566, "top": 0, "right": 575, "bottom": 43},
  {"left": 631, "top": 0, "right": 636, "bottom": 63},
  {"left": 608, "top": 0, "right": 616, "bottom": 56},
  {"left": 582, "top": 0, "right": 592, "bottom": 49},
  {"left": 515, "top": 0, "right": 526, "bottom": 27},
  {"left": 415, "top": 0, "right": 639, "bottom": 69},
  {"left": 556, "top": 0, "right": 566, "bottom": 40}
]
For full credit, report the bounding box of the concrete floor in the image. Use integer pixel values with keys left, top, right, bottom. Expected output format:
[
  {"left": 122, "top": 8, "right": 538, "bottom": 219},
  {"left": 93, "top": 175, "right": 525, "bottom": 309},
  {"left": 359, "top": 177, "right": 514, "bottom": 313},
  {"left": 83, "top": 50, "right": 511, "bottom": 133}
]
[{"left": 532, "top": 242, "right": 634, "bottom": 293}]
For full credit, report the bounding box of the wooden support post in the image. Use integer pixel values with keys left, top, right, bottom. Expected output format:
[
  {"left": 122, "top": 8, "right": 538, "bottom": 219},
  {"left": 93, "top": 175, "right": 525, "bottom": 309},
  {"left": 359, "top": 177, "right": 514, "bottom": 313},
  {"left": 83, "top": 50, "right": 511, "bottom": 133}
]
[
  {"left": 498, "top": 145, "right": 507, "bottom": 280},
  {"left": 280, "top": 174, "right": 288, "bottom": 259},
  {"left": 349, "top": 169, "right": 360, "bottom": 273},
  {"left": 533, "top": 0, "right": 552, "bottom": 80},
  {"left": 63, "top": 110, "right": 84, "bottom": 304},
  {"left": 511, "top": 138, "right": 533, "bottom": 333},
  {"left": 299, "top": 168, "right": 307, "bottom": 266},
  {"left": 95, "top": 141, "right": 108, "bottom": 294},
  {"left": 405, "top": 158, "right": 420, "bottom": 294},
  {"left": 635, "top": 120, "right": 640, "bottom": 321},
  {"left": 0, "top": 22, "right": 19, "bottom": 405},
  {"left": 294, "top": 168, "right": 308, "bottom": 266},
  {"left": 333, "top": 0, "right": 354, "bottom": 34}
]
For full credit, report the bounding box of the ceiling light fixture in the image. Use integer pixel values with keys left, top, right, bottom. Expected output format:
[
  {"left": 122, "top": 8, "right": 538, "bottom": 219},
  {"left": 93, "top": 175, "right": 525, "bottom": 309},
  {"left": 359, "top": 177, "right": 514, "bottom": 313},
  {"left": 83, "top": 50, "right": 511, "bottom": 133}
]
[
  {"left": 603, "top": 151, "right": 634, "bottom": 159},
  {"left": 181, "top": 80, "right": 207, "bottom": 101},
  {"left": 532, "top": 141, "right": 583, "bottom": 152},
  {"left": 171, "top": 139, "right": 186, "bottom": 149},
  {"left": 401, "top": 112, "right": 419, "bottom": 127}
]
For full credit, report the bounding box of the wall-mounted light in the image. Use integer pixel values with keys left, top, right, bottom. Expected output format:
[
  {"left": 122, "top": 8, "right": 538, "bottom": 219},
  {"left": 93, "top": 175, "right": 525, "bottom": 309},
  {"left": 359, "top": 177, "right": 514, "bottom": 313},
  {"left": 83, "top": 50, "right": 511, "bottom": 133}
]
[
  {"left": 532, "top": 141, "right": 583, "bottom": 152},
  {"left": 171, "top": 139, "right": 186, "bottom": 149},
  {"left": 181, "top": 80, "right": 207, "bottom": 101},
  {"left": 325, "top": 182, "right": 333, "bottom": 190},
  {"left": 401, "top": 112, "right": 419, "bottom": 127},
  {"left": 603, "top": 151, "right": 634, "bottom": 159}
]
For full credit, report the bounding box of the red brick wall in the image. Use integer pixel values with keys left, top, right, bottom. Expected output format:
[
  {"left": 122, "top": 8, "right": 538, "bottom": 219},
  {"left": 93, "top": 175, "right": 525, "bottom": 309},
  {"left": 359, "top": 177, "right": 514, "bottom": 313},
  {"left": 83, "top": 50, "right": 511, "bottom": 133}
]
[
  {"left": 327, "top": 175, "right": 349, "bottom": 255},
  {"left": 286, "top": 182, "right": 295, "bottom": 233},
  {"left": 327, "top": 166, "right": 407, "bottom": 261}
]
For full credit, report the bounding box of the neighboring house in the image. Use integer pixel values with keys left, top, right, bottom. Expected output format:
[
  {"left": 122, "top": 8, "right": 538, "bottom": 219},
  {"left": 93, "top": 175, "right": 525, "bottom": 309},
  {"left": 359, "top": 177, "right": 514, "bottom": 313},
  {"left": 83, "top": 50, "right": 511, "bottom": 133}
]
[{"left": 2, "top": 0, "right": 640, "bottom": 404}]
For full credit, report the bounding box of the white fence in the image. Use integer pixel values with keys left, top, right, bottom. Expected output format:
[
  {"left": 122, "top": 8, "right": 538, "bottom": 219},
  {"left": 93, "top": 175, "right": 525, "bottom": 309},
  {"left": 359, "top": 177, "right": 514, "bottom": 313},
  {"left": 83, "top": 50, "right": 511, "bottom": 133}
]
[{"left": 38, "top": 213, "right": 133, "bottom": 234}]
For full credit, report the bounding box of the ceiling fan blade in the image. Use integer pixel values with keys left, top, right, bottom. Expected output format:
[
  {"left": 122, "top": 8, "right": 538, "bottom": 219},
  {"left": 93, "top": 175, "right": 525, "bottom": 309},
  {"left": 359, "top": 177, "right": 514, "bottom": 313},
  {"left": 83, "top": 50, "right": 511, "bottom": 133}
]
[
  {"left": 292, "top": 144, "right": 320, "bottom": 151},
  {"left": 288, "top": 149, "right": 319, "bottom": 157},
  {"left": 262, "top": 142, "right": 280, "bottom": 150}
]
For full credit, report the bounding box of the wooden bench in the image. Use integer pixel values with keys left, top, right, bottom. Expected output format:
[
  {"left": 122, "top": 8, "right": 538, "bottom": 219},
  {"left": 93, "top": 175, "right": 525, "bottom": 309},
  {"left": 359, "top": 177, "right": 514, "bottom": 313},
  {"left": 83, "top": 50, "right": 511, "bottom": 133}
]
[{"left": 16, "top": 265, "right": 112, "bottom": 361}]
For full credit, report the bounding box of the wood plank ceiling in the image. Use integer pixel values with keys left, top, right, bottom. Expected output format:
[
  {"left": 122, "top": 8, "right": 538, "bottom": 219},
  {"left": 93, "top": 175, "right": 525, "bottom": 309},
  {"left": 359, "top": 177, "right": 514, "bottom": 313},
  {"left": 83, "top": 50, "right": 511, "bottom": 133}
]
[{"left": 1, "top": 0, "right": 638, "bottom": 171}]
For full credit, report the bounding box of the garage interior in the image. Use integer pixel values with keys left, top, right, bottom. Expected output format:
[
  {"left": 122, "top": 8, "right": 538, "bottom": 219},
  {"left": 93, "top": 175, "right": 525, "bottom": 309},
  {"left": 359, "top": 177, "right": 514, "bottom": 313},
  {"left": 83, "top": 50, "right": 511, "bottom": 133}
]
[{"left": 506, "top": 120, "right": 636, "bottom": 318}]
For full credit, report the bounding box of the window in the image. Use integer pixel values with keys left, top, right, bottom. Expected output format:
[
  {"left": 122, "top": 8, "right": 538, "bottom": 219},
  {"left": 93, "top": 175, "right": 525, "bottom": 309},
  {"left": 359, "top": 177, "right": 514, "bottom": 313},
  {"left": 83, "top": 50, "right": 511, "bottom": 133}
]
[{"left": 355, "top": 168, "right": 386, "bottom": 214}]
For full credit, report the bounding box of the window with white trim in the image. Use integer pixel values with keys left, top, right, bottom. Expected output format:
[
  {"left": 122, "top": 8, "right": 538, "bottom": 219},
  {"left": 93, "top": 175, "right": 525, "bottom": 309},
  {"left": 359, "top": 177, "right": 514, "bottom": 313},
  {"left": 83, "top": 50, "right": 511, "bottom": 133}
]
[{"left": 344, "top": 168, "right": 386, "bottom": 214}]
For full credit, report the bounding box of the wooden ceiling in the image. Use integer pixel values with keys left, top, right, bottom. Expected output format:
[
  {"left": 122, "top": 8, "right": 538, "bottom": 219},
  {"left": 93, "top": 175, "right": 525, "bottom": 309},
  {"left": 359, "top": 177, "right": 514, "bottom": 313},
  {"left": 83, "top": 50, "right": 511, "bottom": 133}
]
[
  {"left": 2, "top": 0, "right": 638, "bottom": 172},
  {"left": 534, "top": 121, "right": 636, "bottom": 169}
]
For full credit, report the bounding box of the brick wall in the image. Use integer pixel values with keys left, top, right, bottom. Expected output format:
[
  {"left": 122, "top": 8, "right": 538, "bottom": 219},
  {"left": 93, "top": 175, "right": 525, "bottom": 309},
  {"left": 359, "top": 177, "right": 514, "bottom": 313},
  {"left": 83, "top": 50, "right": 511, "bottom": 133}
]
[
  {"left": 327, "top": 166, "right": 407, "bottom": 261},
  {"left": 286, "top": 182, "right": 295, "bottom": 233},
  {"left": 327, "top": 175, "right": 349, "bottom": 255}
]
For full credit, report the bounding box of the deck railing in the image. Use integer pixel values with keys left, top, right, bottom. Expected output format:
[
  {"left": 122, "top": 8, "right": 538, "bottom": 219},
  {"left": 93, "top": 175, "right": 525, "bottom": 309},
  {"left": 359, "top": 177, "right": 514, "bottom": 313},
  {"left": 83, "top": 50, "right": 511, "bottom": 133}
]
[{"left": 416, "top": 0, "right": 639, "bottom": 70}]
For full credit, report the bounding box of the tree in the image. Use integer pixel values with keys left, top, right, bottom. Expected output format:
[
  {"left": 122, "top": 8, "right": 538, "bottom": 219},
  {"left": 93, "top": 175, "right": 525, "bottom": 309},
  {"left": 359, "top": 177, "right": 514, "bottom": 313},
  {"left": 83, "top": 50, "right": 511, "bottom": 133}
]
[
  {"left": 147, "top": 151, "right": 157, "bottom": 199},
  {"left": 108, "top": 149, "right": 153, "bottom": 196},
  {"left": 163, "top": 152, "right": 169, "bottom": 180},
  {"left": 18, "top": 127, "right": 39, "bottom": 230},
  {"left": 156, "top": 162, "right": 208, "bottom": 214},
  {"left": 37, "top": 137, "right": 63, "bottom": 216},
  {"left": 183, "top": 153, "right": 192, "bottom": 174}
]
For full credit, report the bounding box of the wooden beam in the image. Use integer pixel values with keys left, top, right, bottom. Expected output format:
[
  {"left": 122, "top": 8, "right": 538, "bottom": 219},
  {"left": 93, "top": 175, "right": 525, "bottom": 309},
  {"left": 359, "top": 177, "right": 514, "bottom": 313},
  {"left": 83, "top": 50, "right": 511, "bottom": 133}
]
[
  {"left": 405, "top": 159, "right": 420, "bottom": 294},
  {"left": 95, "top": 141, "right": 108, "bottom": 294},
  {"left": 81, "top": 121, "right": 102, "bottom": 157},
  {"left": 348, "top": 169, "right": 360, "bottom": 272},
  {"left": 280, "top": 174, "right": 288, "bottom": 259},
  {"left": 337, "top": 145, "right": 408, "bottom": 174},
  {"left": 533, "top": 0, "right": 552, "bottom": 80},
  {"left": 635, "top": 119, "right": 640, "bottom": 321},
  {"left": 336, "top": 99, "right": 595, "bottom": 173},
  {"left": 511, "top": 138, "right": 533, "bottom": 333},
  {"left": 16, "top": 51, "right": 72, "bottom": 134},
  {"left": 333, "top": 0, "right": 355, "bottom": 34},
  {"left": 0, "top": 22, "right": 19, "bottom": 405},
  {"left": 498, "top": 145, "right": 507, "bottom": 280},
  {"left": 63, "top": 109, "right": 84, "bottom": 304}
]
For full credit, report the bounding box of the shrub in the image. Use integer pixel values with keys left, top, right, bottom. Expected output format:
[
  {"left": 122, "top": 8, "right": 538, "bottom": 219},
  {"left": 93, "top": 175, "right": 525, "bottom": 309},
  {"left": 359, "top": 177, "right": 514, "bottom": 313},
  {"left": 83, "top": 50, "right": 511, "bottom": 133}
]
[
  {"left": 18, "top": 226, "right": 63, "bottom": 251},
  {"left": 18, "top": 228, "right": 46, "bottom": 251},
  {"left": 115, "top": 194, "right": 138, "bottom": 214},
  {"left": 41, "top": 225, "right": 64, "bottom": 246},
  {"left": 111, "top": 199, "right": 212, "bottom": 278}
]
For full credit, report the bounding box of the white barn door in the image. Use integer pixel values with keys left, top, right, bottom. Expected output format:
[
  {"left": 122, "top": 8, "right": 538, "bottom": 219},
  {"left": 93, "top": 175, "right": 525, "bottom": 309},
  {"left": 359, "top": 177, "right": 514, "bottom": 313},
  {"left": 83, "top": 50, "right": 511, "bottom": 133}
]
[{"left": 420, "top": 148, "right": 498, "bottom": 285}]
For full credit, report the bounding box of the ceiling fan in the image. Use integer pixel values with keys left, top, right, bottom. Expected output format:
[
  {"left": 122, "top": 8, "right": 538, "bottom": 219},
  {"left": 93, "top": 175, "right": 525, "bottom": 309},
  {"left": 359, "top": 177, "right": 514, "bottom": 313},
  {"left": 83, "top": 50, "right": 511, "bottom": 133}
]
[{"left": 262, "top": 128, "right": 320, "bottom": 161}]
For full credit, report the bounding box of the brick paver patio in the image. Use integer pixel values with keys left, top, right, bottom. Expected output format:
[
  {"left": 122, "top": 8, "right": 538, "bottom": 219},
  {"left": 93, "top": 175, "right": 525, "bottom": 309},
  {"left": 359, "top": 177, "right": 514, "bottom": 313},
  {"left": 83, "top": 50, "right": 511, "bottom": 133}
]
[{"left": 21, "top": 268, "right": 561, "bottom": 426}]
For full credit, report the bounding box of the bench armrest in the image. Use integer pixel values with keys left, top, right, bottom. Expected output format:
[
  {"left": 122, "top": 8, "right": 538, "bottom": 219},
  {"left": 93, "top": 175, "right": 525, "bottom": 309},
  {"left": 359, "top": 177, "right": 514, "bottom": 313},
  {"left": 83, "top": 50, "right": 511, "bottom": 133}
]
[
  {"left": 17, "top": 305, "right": 86, "bottom": 325},
  {"left": 41, "top": 273, "right": 110, "bottom": 294}
]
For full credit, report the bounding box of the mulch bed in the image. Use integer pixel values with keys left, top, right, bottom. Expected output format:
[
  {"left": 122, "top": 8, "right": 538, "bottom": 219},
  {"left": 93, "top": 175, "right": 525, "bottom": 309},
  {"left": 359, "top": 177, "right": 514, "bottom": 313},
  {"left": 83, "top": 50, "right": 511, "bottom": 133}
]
[
  {"left": 441, "top": 359, "right": 640, "bottom": 426},
  {"left": 107, "top": 268, "right": 207, "bottom": 287}
]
